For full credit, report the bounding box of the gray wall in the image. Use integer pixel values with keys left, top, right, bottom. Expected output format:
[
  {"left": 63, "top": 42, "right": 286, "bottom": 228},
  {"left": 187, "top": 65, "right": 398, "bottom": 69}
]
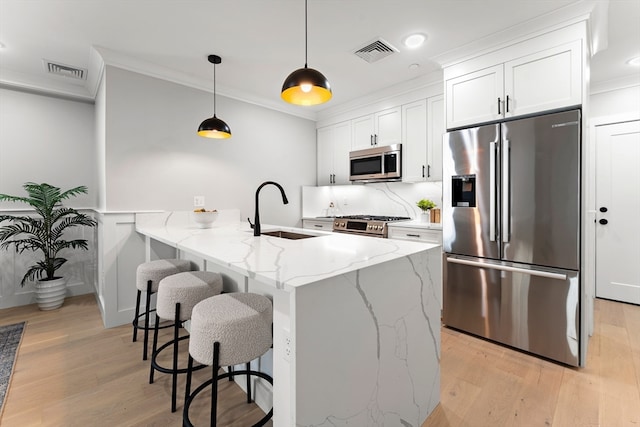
[
  {"left": 102, "top": 66, "right": 316, "bottom": 226},
  {"left": 0, "top": 88, "right": 97, "bottom": 207}
]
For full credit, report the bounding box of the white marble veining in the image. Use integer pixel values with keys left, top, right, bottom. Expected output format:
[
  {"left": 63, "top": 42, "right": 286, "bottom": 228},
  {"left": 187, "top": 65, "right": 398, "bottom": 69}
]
[
  {"left": 302, "top": 181, "right": 443, "bottom": 219},
  {"left": 136, "top": 210, "right": 441, "bottom": 427}
]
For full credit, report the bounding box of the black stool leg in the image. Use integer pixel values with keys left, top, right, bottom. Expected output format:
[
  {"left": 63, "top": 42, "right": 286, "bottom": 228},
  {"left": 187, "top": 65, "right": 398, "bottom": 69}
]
[
  {"left": 185, "top": 354, "right": 194, "bottom": 408},
  {"left": 171, "top": 303, "right": 181, "bottom": 413},
  {"left": 142, "top": 280, "right": 153, "bottom": 360},
  {"left": 246, "top": 362, "right": 252, "bottom": 403},
  {"left": 149, "top": 313, "right": 160, "bottom": 384},
  {"left": 211, "top": 341, "right": 220, "bottom": 427},
  {"left": 132, "top": 289, "right": 142, "bottom": 342}
]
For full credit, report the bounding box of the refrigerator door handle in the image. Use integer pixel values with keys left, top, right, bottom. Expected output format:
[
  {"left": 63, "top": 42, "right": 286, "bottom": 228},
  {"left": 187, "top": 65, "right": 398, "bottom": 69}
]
[
  {"left": 446, "top": 257, "right": 568, "bottom": 280},
  {"left": 502, "top": 138, "right": 510, "bottom": 243},
  {"left": 490, "top": 141, "right": 497, "bottom": 241}
]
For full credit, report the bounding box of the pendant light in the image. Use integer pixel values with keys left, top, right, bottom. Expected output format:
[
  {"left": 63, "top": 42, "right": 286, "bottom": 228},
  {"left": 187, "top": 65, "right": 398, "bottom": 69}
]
[
  {"left": 198, "top": 54, "right": 231, "bottom": 139},
  {"left": 281, "top": 0, "right": 332, "bottom": 106}
]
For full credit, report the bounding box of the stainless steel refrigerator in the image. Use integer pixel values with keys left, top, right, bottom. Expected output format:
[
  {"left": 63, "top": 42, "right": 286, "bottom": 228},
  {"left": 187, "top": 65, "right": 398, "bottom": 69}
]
[{"left": 442, "top": 109, "right": 583, "bottom": 366}]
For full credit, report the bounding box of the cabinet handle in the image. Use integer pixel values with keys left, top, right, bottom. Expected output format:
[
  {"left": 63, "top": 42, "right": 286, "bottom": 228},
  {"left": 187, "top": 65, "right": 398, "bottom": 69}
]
[
  {"left": 427, "top": 165, "right": 431, "bottom": 178},
  {"left": 332, "top": 174, "right": 335, "bottom": 184},
  {"left": 374, "top": 134, "right": 378, "bottom": 145},
  {"left": 422, "top": 165, "right": 425, "bottom": 178},
  {"left": 370, "top": 135, "right": 373, "bottom": 146},
  {"left": 406, "top": 234, "right": 422, "bottom": 238},
  {"left": 314, "top": 224, "right": 323, "bottom": 228},
  {"left": 506, "top": 95, "right": 510, "bottom": 113},
  {"left": 498, "top": 97, "right": 501, "bottom": 115}
]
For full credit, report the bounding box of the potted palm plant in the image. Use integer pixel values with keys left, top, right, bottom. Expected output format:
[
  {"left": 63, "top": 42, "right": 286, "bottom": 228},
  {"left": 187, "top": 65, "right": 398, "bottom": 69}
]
[{"left": 0, "top": 182, "right": 97, "bottom": 310}]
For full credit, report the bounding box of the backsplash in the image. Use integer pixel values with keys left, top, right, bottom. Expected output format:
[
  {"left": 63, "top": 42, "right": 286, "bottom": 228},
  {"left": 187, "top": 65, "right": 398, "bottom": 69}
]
[{"left": 302, "top": 181, "right": 443, "bottom": 219}]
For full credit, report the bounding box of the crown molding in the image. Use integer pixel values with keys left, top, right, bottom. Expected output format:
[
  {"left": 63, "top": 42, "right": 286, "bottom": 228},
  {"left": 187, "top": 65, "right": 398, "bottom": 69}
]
[
  {"left": 92, "top": 46, "right": 318, "bottom": 121},
  {"left": 433, "top": 0, "right": 605, "bottom": 68}
]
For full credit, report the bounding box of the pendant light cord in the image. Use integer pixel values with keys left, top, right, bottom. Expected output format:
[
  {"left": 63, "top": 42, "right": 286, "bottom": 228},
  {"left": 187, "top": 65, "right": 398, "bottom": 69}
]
[
  {"left": 213, "top": 62, "right": 217, "bottom": 117},
  {"left": 304, "top": 0, "right": 308, "bottom": 68}
]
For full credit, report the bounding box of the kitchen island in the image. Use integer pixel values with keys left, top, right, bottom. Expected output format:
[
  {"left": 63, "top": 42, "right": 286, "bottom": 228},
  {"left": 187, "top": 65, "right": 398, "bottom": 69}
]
[{"left": 136, "top": 211, "right": 442, "bottom": 427}]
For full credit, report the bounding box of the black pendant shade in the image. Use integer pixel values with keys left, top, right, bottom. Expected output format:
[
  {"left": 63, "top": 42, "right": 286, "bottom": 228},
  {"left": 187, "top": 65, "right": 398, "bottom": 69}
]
[
  {"left": 281, "top": 65, "right": 332, "bottom": 106},
  {"left": 198, "top": 54, "right": 231, "bottom": 139},
  {"left": 281, "top": 0, "right": 332, "bottom": 106}
]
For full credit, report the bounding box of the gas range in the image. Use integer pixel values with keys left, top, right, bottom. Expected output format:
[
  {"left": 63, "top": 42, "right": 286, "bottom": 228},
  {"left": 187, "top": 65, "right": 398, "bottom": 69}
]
[{"left": 332, "top": 215, "right": 411, "bottom": 238}]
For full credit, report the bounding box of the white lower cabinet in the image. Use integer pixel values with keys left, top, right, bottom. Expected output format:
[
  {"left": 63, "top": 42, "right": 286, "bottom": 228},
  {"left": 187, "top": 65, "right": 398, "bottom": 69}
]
[
  {"left": 302, "top": 219, "right": 334, "bottom": 231},
  {"left": 387, "top": 226, "right": 442, "bottom": 245}
]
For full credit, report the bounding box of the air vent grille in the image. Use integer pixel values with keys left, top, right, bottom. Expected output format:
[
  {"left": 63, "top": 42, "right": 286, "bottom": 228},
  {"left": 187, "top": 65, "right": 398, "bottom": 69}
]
[
  {"left": 43, "top": 60, "right": 87, "bottom": 80},
  {"left": 354, "top": 39, "right": 398, "bottom": 63}
]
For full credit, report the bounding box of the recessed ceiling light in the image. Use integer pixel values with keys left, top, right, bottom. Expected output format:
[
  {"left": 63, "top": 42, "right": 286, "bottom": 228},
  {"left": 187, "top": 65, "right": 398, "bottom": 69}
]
[
  {"left": 408, "top": 63, "right": 420, "bottom": 71},
  {"left": 403, "top": 33, "right": 426, "bottom": 49},
  {"left": 627, "top": 56, "right": 640, "bottom": 66}
]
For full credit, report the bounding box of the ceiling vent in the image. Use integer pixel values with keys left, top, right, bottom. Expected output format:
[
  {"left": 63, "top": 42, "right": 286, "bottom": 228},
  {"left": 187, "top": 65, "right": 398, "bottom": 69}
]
[
  {"left": 43, "top": 59, "right": 87, "bottom": 80},
  {"left": 354, "top": 39, "right": 398, "bottom": 63}
]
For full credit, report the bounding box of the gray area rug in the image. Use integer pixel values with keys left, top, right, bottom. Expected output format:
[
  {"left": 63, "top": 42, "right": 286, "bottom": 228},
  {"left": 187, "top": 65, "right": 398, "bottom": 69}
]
[{"left": 0, "top": 322, "right": 25, "bottom": 417}]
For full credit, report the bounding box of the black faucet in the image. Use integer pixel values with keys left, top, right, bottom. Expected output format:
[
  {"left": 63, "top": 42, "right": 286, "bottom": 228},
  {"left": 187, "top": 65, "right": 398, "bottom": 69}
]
[{"left": 248, "top": 181, "right": 289, "bottom": 236}]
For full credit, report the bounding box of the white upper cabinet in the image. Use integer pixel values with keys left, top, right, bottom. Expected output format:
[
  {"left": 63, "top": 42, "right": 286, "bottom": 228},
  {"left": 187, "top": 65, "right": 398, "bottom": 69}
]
[
  {"left": 445, "top": 39, "right": 582, "bottom": 129},
  {"left": 446, "top": 65, "right": 504, "bottom": 129},
  {"left": 352, "top": 107, "right": 401, "bottom": 150},
  {"left": 317, "top": 121, "right": 351, "bottom": 185},
  {"left": 402, "top": 100, "right": 428, "bottom": 182},
  {"left": 504, "top": 41, "right": 582, "bottom": 118},
  {"left": 427, "top": 95, "right": 444, "bottom": 181},
  {"left": 402, "top": 95, "right": 444, "bottom": 183}
]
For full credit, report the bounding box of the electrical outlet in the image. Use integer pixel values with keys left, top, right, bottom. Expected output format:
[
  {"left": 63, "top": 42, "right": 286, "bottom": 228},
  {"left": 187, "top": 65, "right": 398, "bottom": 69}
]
[
  {"left": 193, "top": 196, "right": 205, "bottom": 207},
  {"left": 283, "top": 328, "right": 292, "bottom": 362}
]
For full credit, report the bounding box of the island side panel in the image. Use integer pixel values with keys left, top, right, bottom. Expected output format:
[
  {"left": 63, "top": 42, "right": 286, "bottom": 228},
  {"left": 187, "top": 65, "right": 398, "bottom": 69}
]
[{"left": 292, "top": 248, "right": 441, "bottom": 426}]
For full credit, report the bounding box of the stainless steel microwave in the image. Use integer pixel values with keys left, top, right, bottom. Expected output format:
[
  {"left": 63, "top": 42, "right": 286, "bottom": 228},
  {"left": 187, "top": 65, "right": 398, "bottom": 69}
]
[{"left": 349, "top": 144, "right": 402, "bottom": 182}]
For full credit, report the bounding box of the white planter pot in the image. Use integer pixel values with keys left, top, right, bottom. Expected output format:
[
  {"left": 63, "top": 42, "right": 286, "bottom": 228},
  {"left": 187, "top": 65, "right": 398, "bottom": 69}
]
[
  {"left": 35, "top": 277, "right": 67, "bottom": 311},
  {"left": 420, "top": 212, "right": 431, "bottom": 223}
]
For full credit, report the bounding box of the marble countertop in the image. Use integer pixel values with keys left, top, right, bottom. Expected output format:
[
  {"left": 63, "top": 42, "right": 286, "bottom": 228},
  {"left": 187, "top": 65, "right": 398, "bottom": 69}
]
[{"left": 137, "top": 211, "right": 438, "bottom": 291}]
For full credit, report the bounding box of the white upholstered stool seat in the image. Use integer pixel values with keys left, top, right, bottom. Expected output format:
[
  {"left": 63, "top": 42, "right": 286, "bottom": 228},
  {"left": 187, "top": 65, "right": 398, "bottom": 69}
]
[
  {"left": 150, "top": 270, "right": 223, "bottom": 413},
  {"left": 183, "top": 293, "right": 274, "bottom": 427},
  {"left": 133, "top": 258, "right": 193, "bottom": 361}
]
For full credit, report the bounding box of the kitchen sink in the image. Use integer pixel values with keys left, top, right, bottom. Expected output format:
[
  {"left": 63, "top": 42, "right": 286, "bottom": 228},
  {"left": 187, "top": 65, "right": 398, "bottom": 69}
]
[{"left": 261, "top": 230, "right": 319, "bottom": 240}]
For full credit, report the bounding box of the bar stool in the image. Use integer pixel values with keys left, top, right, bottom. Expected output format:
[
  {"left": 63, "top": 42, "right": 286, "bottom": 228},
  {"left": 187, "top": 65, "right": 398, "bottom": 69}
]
[
  {"left": 150, "top": 270, "right": 224, "bottom": 412},
  {"left": 183, "top": 293, "right": 274, "bottom": 427},
  {"left": 133, "top": 259, "right": 193, "bottom": 360}
]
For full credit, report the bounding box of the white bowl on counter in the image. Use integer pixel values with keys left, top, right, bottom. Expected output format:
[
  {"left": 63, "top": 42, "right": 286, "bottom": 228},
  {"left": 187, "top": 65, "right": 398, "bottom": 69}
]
[{"left": 192, "top": 211, "right": 218, "bottom": 228}]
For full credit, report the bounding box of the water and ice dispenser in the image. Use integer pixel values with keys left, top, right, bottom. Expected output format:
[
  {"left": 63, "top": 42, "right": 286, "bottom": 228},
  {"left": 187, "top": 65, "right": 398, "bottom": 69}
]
[{"left": 451, "top": 175, "right": 476, "bottom": 207}]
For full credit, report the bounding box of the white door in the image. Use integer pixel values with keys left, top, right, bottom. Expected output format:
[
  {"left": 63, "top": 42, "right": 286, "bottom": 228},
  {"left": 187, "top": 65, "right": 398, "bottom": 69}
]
[{"left": 595, "top": 120, "right": 640, "bottom": 304}]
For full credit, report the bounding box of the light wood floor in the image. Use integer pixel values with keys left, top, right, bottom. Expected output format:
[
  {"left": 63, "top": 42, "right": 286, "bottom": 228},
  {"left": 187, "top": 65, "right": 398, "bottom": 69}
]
[{"left": 1, "top": 295, "right": 639, "bottom": 426}]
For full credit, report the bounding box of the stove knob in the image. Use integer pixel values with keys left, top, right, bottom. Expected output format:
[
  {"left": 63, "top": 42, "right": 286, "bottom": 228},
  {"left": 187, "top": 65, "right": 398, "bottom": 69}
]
[
  {"left": 374, "top": 225, "right": 379, "bottom": 230},
  {"left": 340, "top": 222, "right": 345, "bottom": 227}
]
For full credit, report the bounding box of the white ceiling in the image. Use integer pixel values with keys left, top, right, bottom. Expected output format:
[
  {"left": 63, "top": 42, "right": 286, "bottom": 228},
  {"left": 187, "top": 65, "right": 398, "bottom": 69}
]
[{"left": 0, "top": 0, "right": 638, "bottom": 119}]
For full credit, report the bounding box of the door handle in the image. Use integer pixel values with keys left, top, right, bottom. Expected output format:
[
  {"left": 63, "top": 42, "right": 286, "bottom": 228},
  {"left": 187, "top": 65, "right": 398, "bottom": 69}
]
[
  {"left": 599, "top": 207, "right": 608, "bottom": 212},
  {"left": 447, "top": 257, "right": 567, "bottom": 280},
  {"left": 502, "top": 139, "right": 510, "bottom": 243},
  {"left": 489, "top": 141, "right": 497, "bottom": 242},
  {"left": 599, "top": 219, "right": 608, "bottom": 225}
]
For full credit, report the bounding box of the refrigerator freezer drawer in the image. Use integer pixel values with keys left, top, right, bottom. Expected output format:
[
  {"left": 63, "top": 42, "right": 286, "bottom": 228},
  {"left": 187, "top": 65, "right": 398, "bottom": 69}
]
[{"left": 443, "top": 256, "right": 580, "bottom": 366}]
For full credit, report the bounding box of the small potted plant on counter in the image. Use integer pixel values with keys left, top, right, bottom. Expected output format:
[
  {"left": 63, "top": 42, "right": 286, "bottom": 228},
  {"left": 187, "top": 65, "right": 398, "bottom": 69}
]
[
  {"left": 417, "top": 199, "right": 436, "bottom": 223},
  {"left": 0, "top": 182, "right": 97, "bottom": 310}
]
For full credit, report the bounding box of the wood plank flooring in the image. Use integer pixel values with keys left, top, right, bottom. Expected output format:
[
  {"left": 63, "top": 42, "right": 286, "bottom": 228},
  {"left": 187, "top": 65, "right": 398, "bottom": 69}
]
[
  {"left": 0, "top": 294, "right": 271, "bottom": 426},
  {"left": 1, "top": 294, "right": 639, "bottom": 426}
]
